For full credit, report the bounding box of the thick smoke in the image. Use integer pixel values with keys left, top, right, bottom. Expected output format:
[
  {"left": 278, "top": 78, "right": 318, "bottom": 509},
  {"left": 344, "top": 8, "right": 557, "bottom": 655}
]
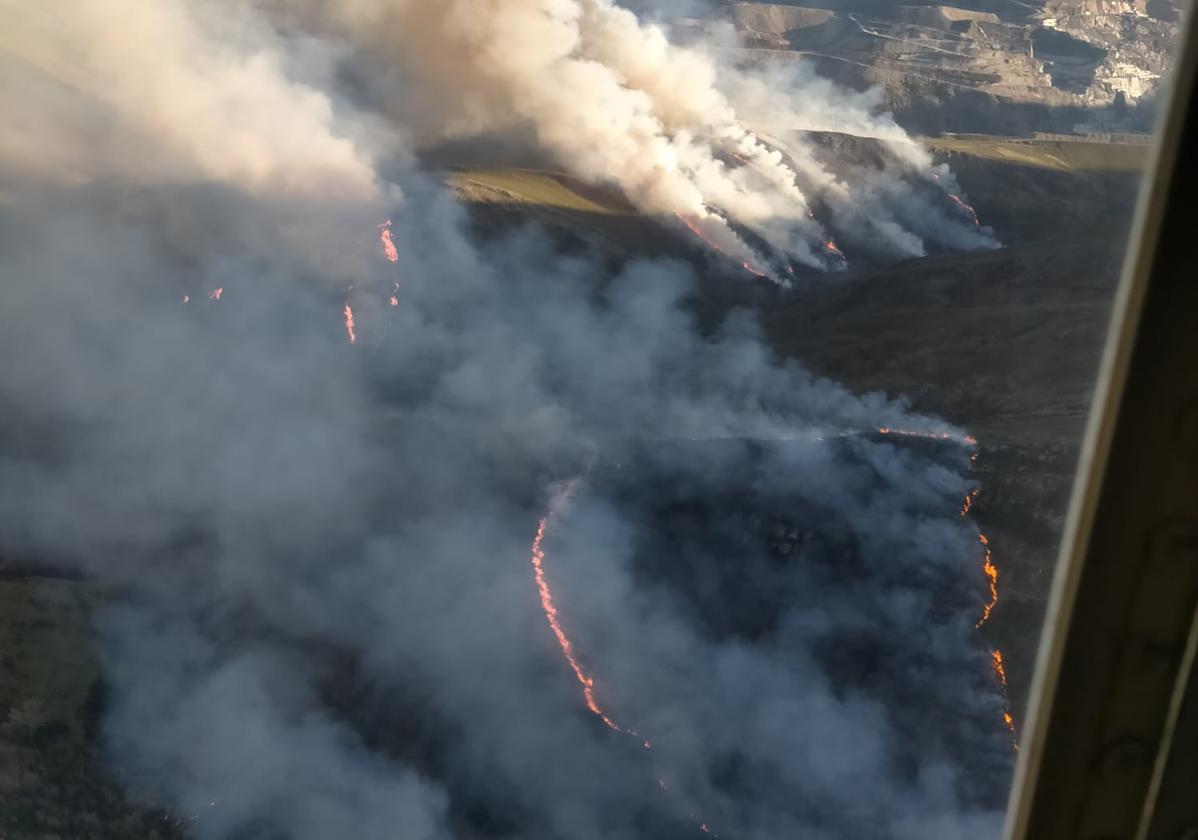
[
  {"left": 303, "top": 0, "right": 998, "bottom": 272},
  {"left": 0, "top": 2, "right": 1011, "bottom": 839}
]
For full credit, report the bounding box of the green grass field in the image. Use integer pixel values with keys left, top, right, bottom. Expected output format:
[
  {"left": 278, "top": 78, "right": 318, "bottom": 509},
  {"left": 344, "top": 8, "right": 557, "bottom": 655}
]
[
  {"left": 923, "top": 135, "right": 1149, "bottom": 172},
  {"left": 448, "top": 168, "right": 635, "bottom": 215}
]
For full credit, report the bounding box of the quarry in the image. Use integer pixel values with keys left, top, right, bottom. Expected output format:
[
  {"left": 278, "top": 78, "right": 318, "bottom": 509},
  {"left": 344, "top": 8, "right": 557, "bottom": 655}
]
[{"left": 705, "top": 0, "right": 1186, "bottom": 133}]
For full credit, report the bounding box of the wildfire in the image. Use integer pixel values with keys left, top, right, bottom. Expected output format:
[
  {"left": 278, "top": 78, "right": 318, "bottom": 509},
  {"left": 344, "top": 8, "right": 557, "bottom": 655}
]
[
  {"left": 877, "top": 427, "right": 977, "bottom": 448},
  {"left": 824, "top": 239, "right": 844, "bottom": 258},
  {"left": 182, "top": 295, "right": 190, "bottom": 303},
  {"left": 209, "top": 288, "right": 223, "bottom": 301},
  {"left": 344, "top": 302, "right": 357, "bottom": 345},
  {"left": 530, "top": 485, "right": 728, "bottom": 835},
  {"left": 947, "top": 193, "right": 981, "bottom": 227},
  {"left": 379, "top": 219, "right": 399, "bottom": 263},
  {"left": 976, "top": 532, "right": 998, "bottom": 629},
  {"left": 990, "top": 648, "right": 1008, "bottom": 689},
  {"left": 674, "top": 212, "right": 769, "bottom": 279},
  {"left": 390, "top": 281, "right": 400, "bottom": 307},
  {"left": 960, "top": 487, "right": 979, "bottom": 517},
  {"left": 959, "top": 452, "right": 1017, "bottom": 751},
  {"left": 530, "top": 484, "right": 624, "bottom": 733},
  {"left": 991, "top": 649, "right": 1019, "bottom": 750}
]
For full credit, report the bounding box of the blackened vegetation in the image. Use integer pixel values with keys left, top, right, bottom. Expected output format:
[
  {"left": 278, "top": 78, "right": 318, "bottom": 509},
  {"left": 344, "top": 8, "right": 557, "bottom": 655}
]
[{"left": 588, "top": 436, "right": 1014, "bottom": 811}]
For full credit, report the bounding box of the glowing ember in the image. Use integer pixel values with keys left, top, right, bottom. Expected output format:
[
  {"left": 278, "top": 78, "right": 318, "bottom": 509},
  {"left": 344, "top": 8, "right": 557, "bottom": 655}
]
[
  {"left": 390, "top": 281, "right": 400, "bottom": 307},
  {"left": 824, "top": 239, "right": 844, "bottom": 258},
  {"left": 379, "top": 219, "right": 399, "bottom": 263},
  {"left": 209, "top": 288, "right": 223, "bottom": 301},
  {"left": 530, "top": 484, "right": 623, "bottom": 732},
  {"left": 344, "top": 303, "right": 357, "bottom": 345}
]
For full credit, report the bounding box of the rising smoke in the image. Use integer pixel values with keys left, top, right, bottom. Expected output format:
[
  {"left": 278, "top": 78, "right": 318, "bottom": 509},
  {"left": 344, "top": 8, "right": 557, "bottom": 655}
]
[{"left": 0, "top": 2, "right": 1010, "bottom": 839}]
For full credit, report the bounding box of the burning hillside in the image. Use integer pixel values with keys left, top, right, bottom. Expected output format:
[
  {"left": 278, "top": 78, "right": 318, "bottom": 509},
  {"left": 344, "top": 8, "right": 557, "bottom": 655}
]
[{"left": 0, "top": 2, "right": 1034, "bottom": 838}]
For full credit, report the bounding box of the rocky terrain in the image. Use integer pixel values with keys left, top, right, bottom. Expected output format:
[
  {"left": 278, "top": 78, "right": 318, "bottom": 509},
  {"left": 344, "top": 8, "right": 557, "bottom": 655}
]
[{"left": 704, "top": 0, "right": 1187, "bottom": 133}]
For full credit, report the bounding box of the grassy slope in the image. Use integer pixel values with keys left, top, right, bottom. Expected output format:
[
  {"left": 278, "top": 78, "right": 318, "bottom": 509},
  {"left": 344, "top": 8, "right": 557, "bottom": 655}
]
[
  {"left": 0, "top": 577, "right": 179, "bottom": 839},
  {"left": 923, "top": 135, "right": 1149, "bottom": 172}
]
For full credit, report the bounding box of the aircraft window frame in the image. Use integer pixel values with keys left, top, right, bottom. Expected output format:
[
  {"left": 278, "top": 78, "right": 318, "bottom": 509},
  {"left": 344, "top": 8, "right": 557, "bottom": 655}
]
[{"left": 1002, "top": 6, "right": 1198, "bottom": 838}]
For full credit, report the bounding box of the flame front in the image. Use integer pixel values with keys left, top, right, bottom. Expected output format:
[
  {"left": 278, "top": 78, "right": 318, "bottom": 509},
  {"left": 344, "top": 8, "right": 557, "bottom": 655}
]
[
  {"left": 209, "top": 288, "right": 223, "bottom": 301},
  {"left": 948, "top": 193, "right": 981, "bottom": 227},
  {"left": 379, "top": 219, "right": 399, "bottom": 263},
  {"left": 976, "top": 532, "right": 998, "bottom": 629},
  {"left": 530, "top": 485, "right": 623, "bottom": 732},
  {"left": 877, "top": 427, "right": 977, "bottom": 447},
  {"left": 991, "top": 649, "right": 1019, "bottom": 750},
  {"left": 960, "top": 488, "right": 979, "bottom": 517},
  {"left": 674, "top": 212, "right": 769, "bottom": 279},
  {"left": 344, "top": 303, "right": 357, "bottom": 345},
  {"left": 961, "top": 480, "right": 1018, "bottom": 752}
]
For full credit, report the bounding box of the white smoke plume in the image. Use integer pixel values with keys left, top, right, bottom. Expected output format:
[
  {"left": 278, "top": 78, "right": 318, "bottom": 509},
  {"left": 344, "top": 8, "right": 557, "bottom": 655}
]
[
  {"left": 307, "top": 0, "right": 997, "bottom": 274},
  {"left": 0, "top": 2, "right": 386, "bottom": 200}
]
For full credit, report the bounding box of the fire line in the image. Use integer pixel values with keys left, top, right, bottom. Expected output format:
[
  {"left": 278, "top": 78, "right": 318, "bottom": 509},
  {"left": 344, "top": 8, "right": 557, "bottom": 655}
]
[
  {"left": 379, "top": 219, "right": 399, "bottom": 263},
  {"left": 344, "top": 302, "right": 357, "bottom": 345},
  {"left": 530, "top": 482, "right": 624, "bottom": 733}
]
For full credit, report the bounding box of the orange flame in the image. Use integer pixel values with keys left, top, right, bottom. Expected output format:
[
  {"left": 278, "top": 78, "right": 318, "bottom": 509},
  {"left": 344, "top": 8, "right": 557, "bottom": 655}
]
[
  {"left": 991, "top": 649, "right": 1019, "bottom": 750},
  {"left": 209, "top": 288, "right": 223, "bottom": 301},
  {"left": 379, "top": 219, "right": 399, "bottom": 263},
  {"left": 390, "top": 281, "right": 400, "bottom": 308},
  {"left": 990, "top": 649, "right": 1008, "bottom": 689},
  {"left": 742, "top": 261, "right": 768, "bottom": 278},
  {"left": 824, "top": 239, "right": 844, "bottom": 258},
  {"left": 532, "top": 484, "right": 728, "bottom": 834},
  {"left": 877, "top": 427, "right": 977, "bottom": 447},
  {"left": 530, "top": 485, "right": 623, "bottom": 732},
  {"left": 960, "top": 488, "right": 979, "bottom": 517},
  {"left": 674, "top": 212, "right": 768, "bottom": 279},
  {"left": 948, "top": 194, "right": 981, "bottom": 227},
  {"left": 344, "top": 303, "right": 357, "bottom": 345},
  {"left": 976, "top": 533, "right": 998, "bottom": 629},
  {"left": 962, "top": 458, "right": 1018, "bottom": 751}
]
